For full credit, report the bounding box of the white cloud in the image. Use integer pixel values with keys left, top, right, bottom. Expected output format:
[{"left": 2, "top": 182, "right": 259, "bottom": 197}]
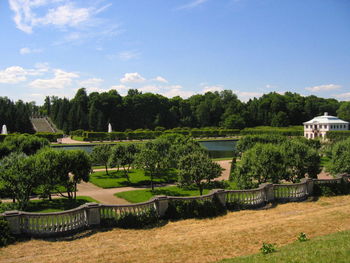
[
  {"left": 333, "top": 92, "right": 350, "bottom": 101},
  {"left": 305, "top": 84, "right": 341, "bottom": 92},
  {"left": 118, "top": 50, "right": 140, "bottom": 61},
  {"left": 79, "top": 78, "right": 103, "bottom": 88},
  {"left": 37, "top": 3, "right": 91, "bottom": 28},
  {"left": 161, "top": 85, "right": 194, "bottom": 98},
  {"left": 177, "top": 0, "right": 208, "bottom": 10},
  {"left": 153, "top": 76, "right": 168, "bottom": 83},
  {"left": 0, "top": 65, "right": 47, "bottom": 84},
  {"left": 234, "top": 91, "right": 263, "bottom": 102},
  {"left": 9, "top": 0, "right": 111, "bottom": 34},
  {"left": 139, "top": 85, "right": 160, "bottom": 93},
  {"left": 19, "top": 47, "right": 42, "bottom": 54},
  {"left": 0, "top": 66, "right": 28, "bottom": 83},
  {"left": 120, "top": 72, "right": 146, "bottom": 83},
  {"left": 202, "top": 85, "right": 224, "bottom": 93},
  {"left": 30, "top": 69, "right": 79, "bottom": 89},
  {"left": 110, "top": 85, "right": 128, "bottom": 95}
]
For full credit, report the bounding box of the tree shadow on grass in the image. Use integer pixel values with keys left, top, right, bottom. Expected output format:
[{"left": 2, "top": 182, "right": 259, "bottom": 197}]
[{"left": 25, "top": 199, "right": 91, "bottom": 213}]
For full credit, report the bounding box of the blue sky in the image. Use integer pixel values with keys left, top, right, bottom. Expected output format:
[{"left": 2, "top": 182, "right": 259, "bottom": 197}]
[{"left": 0, "top": 0, "right": 349, "bottom": 104}]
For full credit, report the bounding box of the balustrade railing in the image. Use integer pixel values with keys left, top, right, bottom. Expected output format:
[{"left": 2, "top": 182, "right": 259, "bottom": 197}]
[{"left": 2, "top": 174, "right": 349, "bottom": 238}]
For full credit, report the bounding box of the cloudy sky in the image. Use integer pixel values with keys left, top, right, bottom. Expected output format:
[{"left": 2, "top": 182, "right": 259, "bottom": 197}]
[{"left": 0, "top": 0, "right": 349, "bottom": 104}]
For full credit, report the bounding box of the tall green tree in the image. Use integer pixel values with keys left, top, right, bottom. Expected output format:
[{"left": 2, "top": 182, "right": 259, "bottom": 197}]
[
  {"left": 0, "top": 153, "right": 40, "bottom": 209},
  {"left": 337, "top": 101, "right": 350, "bottom": 122},
  {"left": 235, "top": 144, "right": 286, "bottom": 189},
  {"left": 90, "top": 144, "right": 112, "bottom": 175},
  {"left": 109, "top": 144, "right": 138, "bottom": 182},
  {"left": 282, "top": 140, "right": 321, "bottom": 182},
  {"left": 134, "top": 140, "right": 171, "bottom": 190},
  {"left": 178, "top": 151, "right": 222, "bottom": 195},
  {"left": 329, "top": 138, "right": 350, "bottom": 175}
]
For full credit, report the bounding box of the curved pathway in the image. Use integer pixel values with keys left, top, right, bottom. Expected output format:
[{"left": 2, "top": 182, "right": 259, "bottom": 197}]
[{"left": 76, "top": 160, "right": 232, "bottom": 204}]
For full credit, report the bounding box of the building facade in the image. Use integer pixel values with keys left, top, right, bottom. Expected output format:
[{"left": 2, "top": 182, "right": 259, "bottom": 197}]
[{"left": 303, "top": 112, "right": 349, "bottom": 139}]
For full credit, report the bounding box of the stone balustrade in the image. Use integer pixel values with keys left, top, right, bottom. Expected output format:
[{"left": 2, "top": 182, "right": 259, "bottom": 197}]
[{"left": 2, "top": 174, "right": 349, "bottom": 238}]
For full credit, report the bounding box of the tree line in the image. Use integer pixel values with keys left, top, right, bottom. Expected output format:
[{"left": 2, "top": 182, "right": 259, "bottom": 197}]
[
  {"left": 2, "top": 89, "right": 350, "bottom": 134},
  {"left": 42, "top": 89, "right": 348, "bottom": 133},
  {"left": 0, "top": 97, "right": 35, "bottom": 133}
]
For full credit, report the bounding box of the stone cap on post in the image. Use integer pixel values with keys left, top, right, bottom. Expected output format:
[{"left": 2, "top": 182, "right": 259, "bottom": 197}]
[
  {"left": 153, "top": 195, "right": 168, "bottom": 218},
  {"left": 84, "top": 203, "right": 101, "bottom": 226},
  {"left": 259, "top": 183, "right": 274, "bottom": 203},
  {"left": 210, "top": 189, "right": 226, "bottom": 207},
  {"left": 3, "top": 210, "right": 22, "bottom": 235}
]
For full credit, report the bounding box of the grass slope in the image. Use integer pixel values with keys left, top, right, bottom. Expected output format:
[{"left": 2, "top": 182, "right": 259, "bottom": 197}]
[
  {"left": 89, "top": 169, "right": 177, "bottom": 188},
  {"left": 221, "top": 230, "right": 350, "bottom": 263},
  {"left": 2, "top": 195, "right": 350, "bottom": 263}
]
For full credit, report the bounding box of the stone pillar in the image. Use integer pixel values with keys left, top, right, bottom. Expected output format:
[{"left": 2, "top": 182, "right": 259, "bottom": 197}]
[
  {"left": 84, "top": 203, "right": 101, "bottom": 226},
  {"left": 154, "top": 195, "right": 169, "bottom": 218},
  {"left": 259, "top": 183, "right": 274, "bottom": 203},
  {"left": 340, "top": 174, "right": 350, "bottom": 185},
  {"left": 301, "top": 178, "right": 314, "bottom": 196},
  {"left": 3, "top": 210, "right": 21, "bottom": 235},
  {"left": 210, "top": 189, "right": 227, "bottom": 207}
]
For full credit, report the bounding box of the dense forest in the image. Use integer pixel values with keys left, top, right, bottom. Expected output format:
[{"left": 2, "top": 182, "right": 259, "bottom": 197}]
[
  {"left": 0, "top": 97, "right": 35, "bottom": 133},
  {"left": 1, "top": 88, "right": 350, "bottom": 133}
]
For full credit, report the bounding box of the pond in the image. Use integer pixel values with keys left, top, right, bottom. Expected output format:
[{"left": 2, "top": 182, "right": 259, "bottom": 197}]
[{"left": 52, "top": 139, "right": 237, "bottom": 159}]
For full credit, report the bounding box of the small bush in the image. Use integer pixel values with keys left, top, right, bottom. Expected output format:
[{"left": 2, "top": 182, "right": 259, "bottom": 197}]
[
  {"left": 0, "top": 217, "right": 15, "bottom": 247},
  {"left": 260, "top": 242, "right": 276, "bottom": 255},
  {"left": 101, "top": 208, "right": 159, "bottom": 229},
  {"left": 297, "top": 232, "right": 309, "bottom": 242},
  {"left": 164, "top": 196, "right": 226, "bottom": 220},
  {"left": 313, "top": 182, "right": 349, "bottom": 197}
]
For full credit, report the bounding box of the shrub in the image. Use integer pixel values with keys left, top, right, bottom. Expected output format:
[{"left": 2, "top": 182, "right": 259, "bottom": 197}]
[
  {"left": 313, "top": 182, "right": 349, "bottom": 197},
  {"left": 164, "top": 196, "right": 226, "bottom": 220},
  {"left": 70, "top": 129, "right": 84, "bottom": 137},
  {"left": 0, "top": 217, "right": 15, "bottom": 247},
  {"left": 260, "top": 242, "right": 276, "bottom": 255},
  {"left": 297, "top": 232, "right": 309, "bottom": 242},
  {"left": 101, "top": 208, "right": 159, "bottom": 229},
  {"left": 327, "top": 131, "right": 350, "bottom": 142},
  {"left": 35, "top": 132, "right": 63, "bottom": 142}
]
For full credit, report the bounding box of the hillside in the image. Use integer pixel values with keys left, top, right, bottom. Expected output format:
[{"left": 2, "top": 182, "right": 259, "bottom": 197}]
[{"left": 1, "top": 195, "right": 350, "bottom": 263}]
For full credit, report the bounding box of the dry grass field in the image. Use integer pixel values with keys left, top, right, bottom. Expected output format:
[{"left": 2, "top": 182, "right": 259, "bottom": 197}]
[{"left": 1, "top": 195, "right": 350, "bottom": 263}]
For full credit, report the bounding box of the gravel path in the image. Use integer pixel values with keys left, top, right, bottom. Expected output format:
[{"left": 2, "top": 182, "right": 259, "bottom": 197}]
[{"left": 75, "top": 160, "right": 232, "bottom": 204}]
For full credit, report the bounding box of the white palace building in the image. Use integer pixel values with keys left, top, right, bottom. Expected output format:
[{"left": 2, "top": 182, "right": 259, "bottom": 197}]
[{"left": 303, "top": 112, "right": 349, "bottom": 139}]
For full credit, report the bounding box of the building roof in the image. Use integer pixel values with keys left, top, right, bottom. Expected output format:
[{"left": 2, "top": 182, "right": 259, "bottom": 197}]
[{"left": 303, "top": 112, "right": 349, "bottom": 125}]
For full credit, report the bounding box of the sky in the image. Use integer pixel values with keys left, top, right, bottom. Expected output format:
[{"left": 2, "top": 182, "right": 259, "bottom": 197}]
[{"left": 0, "top": 0, "right": 349, "bottom": 105}]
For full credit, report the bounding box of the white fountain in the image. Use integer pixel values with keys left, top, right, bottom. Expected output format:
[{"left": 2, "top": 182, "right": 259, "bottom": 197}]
[
  {"left": 1, "top": 124, "right": 7, "bottom": 135},
  {"left": 108, "top": 123, "right": 112, "bottom": 133}
]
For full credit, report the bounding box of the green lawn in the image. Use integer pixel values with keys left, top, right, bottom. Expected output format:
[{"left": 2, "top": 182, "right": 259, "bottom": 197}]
[
  {"left": 115, "top": 186, "right": 210, "bottom": 203},
  {"left": 0, "top": 196, "right": 98, "bottom": 213},
  {"left": 220, "top": 230, "right": 350, "bottom": 263},
  {"left": 89, "top": 169, "right": 178, "bottom": 188}
]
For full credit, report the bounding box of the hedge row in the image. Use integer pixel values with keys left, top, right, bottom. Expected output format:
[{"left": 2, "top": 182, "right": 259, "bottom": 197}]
[
  {"left": 80, "top": 129, "right": 240, "bottom": 141},
  {"left": 0, "top": 133, "right": 63, "bottom": 143},
  {"left": 240, "top": 126, "right": 303, "bottom": 136},
  {"left": 326, "top": 131, "right": 350, "bottom": 141},
  {"left": 34, "top": 132, "right": 63, "bottom": 142}
]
